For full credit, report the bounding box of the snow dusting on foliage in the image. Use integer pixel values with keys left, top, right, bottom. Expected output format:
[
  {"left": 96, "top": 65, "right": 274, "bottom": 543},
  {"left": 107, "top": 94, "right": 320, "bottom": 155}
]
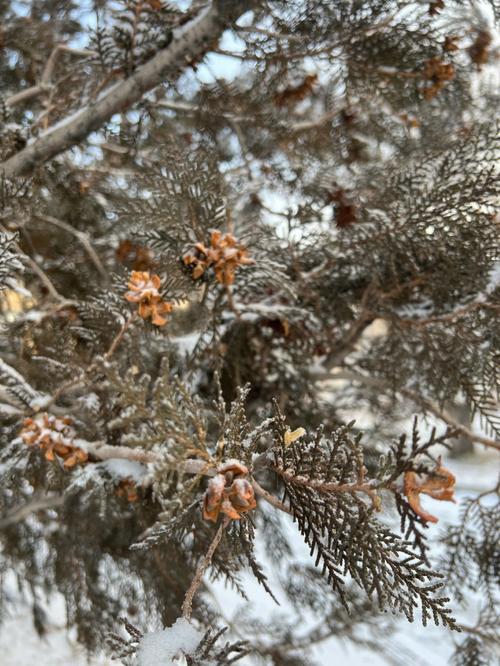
[
  {"left": 100, "top": 459, "right": 147, "bottom": 484},
  {"left": 136, "top": 619, "right": 203, "bottom": 666}
]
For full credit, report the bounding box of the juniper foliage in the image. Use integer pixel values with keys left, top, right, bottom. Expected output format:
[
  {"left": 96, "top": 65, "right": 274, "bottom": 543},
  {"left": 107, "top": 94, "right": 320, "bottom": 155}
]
[{"left": 0, "top": 0, "right": 499, "bottom": 664}]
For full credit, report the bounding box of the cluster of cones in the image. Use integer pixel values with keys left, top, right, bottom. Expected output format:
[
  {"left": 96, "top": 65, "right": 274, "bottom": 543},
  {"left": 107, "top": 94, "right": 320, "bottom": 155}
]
[
  {"left": 183, "top": 230, "right": 254, "bottom": 286},
  {"left": 21, "top": 414, "right": 88, "bottom": 469}
]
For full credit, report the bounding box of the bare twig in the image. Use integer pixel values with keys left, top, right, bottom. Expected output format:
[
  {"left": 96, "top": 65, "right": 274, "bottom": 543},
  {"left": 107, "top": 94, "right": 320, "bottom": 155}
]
[
  {"left": 85, "top": 443, "right": 161, "bottom": 464},
  {"left": 383, "top": 300, "right": 500, "bottom": 328},
  {"left": 0, "top": 223, "right": 68, "bottom": 302},
  {"left": 41, "top": 45, "right": 95, "bottom": 85},
  {"left": 323, "top": 283, "right": 377, "bottom": 370},
  {"left": 5, "top": 85, "right": 51, "bottom": 108},
  {"left": 5, "top": 45, "right": 95, "bottom": 109},
  {"left": 181, "top": 515, "right": 230, "bottom": 619},
  {"left": 84, "top": 443, "right": 215, "bottom": 475},
  {"left": 252, "top": 479, "right": 292, "bottom": 514},
  {"left": 235, "top": 25, "right": 308, "bottom": 43},
  {"left": 290, "top": 109, "right": 338, "bottom": 132},
  {"left": 105, "top": 313, "right": 137, "bottom": 360},
  {"left": 0, "top": 494, "right": 64, "bottom": 529},
  {"left": 35, "top": 214, "right": 108, "bottom": 282},
  {"left": 229, "top": 119, "right": 254, "bottom": 180},
  {"left": 458, "top": 624, "right": 500, "bottom": 643}
]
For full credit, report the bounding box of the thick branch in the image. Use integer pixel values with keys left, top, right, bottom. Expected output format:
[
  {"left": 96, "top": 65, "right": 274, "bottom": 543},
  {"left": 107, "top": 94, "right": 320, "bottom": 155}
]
[
  {"left": 84, "top": 443, "right": 292, "bottom": 513},
  {"left": 0, "top": 1, "right": 253, "bottom": 178}
]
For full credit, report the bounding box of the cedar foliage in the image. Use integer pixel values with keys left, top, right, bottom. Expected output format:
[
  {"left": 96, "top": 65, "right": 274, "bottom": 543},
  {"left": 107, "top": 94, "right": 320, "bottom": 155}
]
[{"left": 0, "top": 1, "right": 499, "bottom": 664}]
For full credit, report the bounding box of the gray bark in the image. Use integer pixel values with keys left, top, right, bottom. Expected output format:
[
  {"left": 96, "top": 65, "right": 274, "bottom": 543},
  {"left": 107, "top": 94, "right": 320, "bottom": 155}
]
[{"left": 0, "top": 0, "right": 253, "bottom": 178}]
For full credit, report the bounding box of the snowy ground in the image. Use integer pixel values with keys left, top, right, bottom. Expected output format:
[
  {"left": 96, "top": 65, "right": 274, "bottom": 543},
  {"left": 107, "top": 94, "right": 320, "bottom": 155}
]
[{"left": 1, "top": 452, "right": 497, "bottom": 665}]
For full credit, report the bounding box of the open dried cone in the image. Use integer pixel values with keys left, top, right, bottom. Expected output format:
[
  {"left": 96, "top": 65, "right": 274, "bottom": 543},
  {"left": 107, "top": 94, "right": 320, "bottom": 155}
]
[
  {"left": 115, "top": 478, "right": 139, "bottom": 502},
  {"left": 124, "top": 271, "right": 174, "bottom": 326},
  {"left": 203, "top": 461, "right": 257, "bottom": 522},
  {"left": 183, "top": 230, "right": 254, "bottom": 286},
  {"left": 403, "top": 461, "right": 456, "bottom": 523}
]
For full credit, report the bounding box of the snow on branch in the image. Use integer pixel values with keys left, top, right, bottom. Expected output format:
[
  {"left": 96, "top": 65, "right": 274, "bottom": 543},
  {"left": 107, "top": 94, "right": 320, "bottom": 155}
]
[{"left": 136, "top": 618, "right": 203, "bottom": 666}]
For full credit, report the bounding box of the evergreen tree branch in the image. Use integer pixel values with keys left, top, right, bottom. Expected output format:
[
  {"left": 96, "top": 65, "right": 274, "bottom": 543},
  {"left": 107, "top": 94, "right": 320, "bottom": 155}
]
[
  {"left": 5, "top": 45, "right": 95, "bottom": 108},
  {"left": 0, "top": 223, "right": 69, "bottom": 302},
  {"left": 0, "top": 0, "right": 254, "bottom": 178},
  {"left": 325, "top": 371, "right": 500, "bottom": 452}
]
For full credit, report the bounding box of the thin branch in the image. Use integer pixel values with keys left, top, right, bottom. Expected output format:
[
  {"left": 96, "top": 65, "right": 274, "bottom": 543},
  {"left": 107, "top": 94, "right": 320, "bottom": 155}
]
[
  {"left": 84, "top": 443, "right": 215, "bottom": 476},
  {"left": 35, "top": 213, "right": 109, "bottom": 282},
  {"left": 85, "top": 443, "right": 161, "bottom": 464},
  {"left": 235, "top": 25, "right": 308, "bottom": 43},
  {"left": 383, "top": 300, "right": 500, "bottom": 328},
  {"left": 400, "top": 388, "right": 500, "bottom": 453},
  {"left": 458, "top": 624, "right": 500, "bottom": 643},
  {"left": 1, "top": 1, "right": 255, "bottom": 178},
  {"left": 80, "top": 443, "right": 294, "bottom": 514},
  {"left": 0, "top": 223, "right": 68, "bottom": 302},
  {"left": 105, "top": 313, "right": 137, "bottom": 360},
  {"left": 5, "top": 85, "right": 50, "bottom": 108},
  {"left": 41, "top": 45, "right": 95, "bottom": 85},
  {"left": 290, "top": 109, "right": 338, "bottom": 132},
  {"left": 252, "top": 479, "right": 292, "bottom": 515},
  {"left": 324, "top": 370, "right": 500, "bottom": 452},
  {"left": 5, "top": 46, "right": 95, "bottom": 109},
  {"left": 181, "top": 515, "right": 230, "bottom": 619},
  {"left": 229, "top": 118, "right": 254, "bottom": 180},
  {"left": 323, "top": 283, "right": 377, "bottom": 370},
  {"left": 235, "top": 11, "right": 400, "bottom": 46},
  {"left": 0, "top": 494, "right": 64, "bottom": 529},
  {"left": 272, "top": 465, "right": 380, "bottom": 507},
  {"left": 155, "top": 98, "right": 334, "bottom": 134}
]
